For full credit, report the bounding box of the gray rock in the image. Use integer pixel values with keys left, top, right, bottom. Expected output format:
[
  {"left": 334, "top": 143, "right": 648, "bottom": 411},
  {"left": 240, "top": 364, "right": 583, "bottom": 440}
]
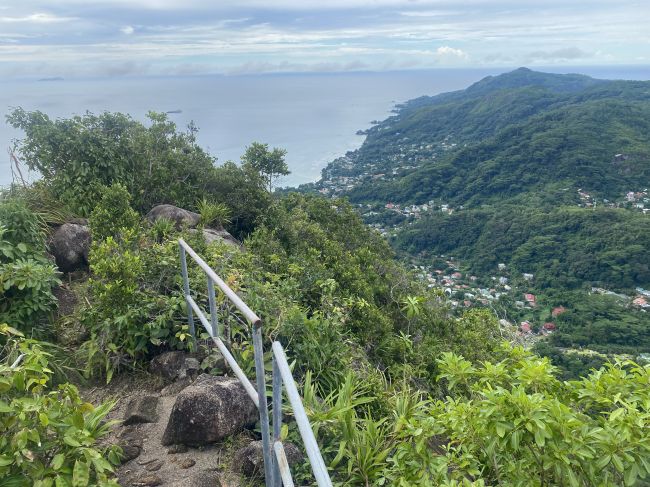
[
  {"left": 202, "top": 228, "right": 241, "bottom": 247},
  {"left": 129, "top": 473, "right": 162, "bottom": 487},
  {"left": 116, "top": 425, "right": 143, "bottom": 463},
  {"left": 146, "top": 204, "right": 200, "bottom": 229},
  {"left": 161, "top": 374, "right": 257, "bottom": 446},
  {"left": 144, "top": 459, "right": 164, "bottom": 472},
  {"left": 235, "top": 440, "right": 303, "bottom": 478},
  {"left": 123, "top": 396, "right": 159, "bottom": 425},
  {"left": 150, "top": 351, "right": 186, "bottom": 381},
  {"left": 49, "top": 223, "right": 91, "bottom": 272}
]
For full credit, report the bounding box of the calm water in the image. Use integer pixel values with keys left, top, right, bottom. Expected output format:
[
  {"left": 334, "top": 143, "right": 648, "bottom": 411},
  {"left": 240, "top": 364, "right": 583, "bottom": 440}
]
[{"left": 2, "top": 66, "right": 649, "bottom": 188}]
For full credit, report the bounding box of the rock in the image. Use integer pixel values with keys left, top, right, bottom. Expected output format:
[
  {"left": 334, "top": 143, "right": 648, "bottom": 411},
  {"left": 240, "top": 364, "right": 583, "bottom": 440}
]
[
  {"left": 120, "top": 444, "right": 142, "bottom": 463},
  {"left": 202, "top": 228, "right": 241, "bottom": 248},
  {"left": 179, "top": 458, "right": 196, "bottom": 469},
  {"left": 184, "top": 357, "right": 201, "bottom": 376},
  {"left": 235, "top": 440, "right": 303, "bottom": 478},
  {"left": 146, "top": 204, "right": 200, "bottom": 229},
  {"left": 117, "top": 426, "right": 144, "bottom": 463},
  {"left": 161, "top": 374, "right": 257, "bottom": 446},
  {"left": 150, "top": 351, "right": 200, "bottom": 383},
  {"left": 160, "top": 376, "right": 194, "bottom": 396},
  {"left": 123, "top": 396, "right": 159, "bottom": 425},
  {"left": 144, "top": 459, "right": 164, "bottom": 472},
  {"left": 167, "top": 444, "right": 188, "bottom": 454},
  {"left": 150, "top": 351, "right": 186, "bottom": 381},
  {"left": 130, "top": 473, "right": 163, "bottom": 487},
  {"left": 49, "top": 223, "right": 91, "bottom": 272}
]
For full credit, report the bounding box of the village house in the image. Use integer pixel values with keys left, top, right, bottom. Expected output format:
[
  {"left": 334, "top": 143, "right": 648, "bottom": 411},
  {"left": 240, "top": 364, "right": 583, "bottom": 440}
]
[{"left": 551, "top": 306, "right": 567, "bottom": 317}]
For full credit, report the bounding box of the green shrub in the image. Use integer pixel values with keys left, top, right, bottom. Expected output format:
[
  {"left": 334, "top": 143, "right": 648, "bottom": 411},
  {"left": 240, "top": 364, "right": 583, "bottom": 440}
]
[
  {"left": 0, "top": 324, "right": 121, "bottom": 486},
  {"left": 0, "top": 200, "right": 61, "bottom": 330},
  {"left": 88, "top": 184, "right": 140, "bottom": 242},
  {"left": 80, "top": 227, "right": 195, "bottom": 381}
]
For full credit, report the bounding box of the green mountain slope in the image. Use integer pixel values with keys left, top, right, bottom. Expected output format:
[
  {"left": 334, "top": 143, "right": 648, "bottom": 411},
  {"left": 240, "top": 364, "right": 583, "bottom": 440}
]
[{"left": 309, "top": 68, "right": 650, "bottom": 368}]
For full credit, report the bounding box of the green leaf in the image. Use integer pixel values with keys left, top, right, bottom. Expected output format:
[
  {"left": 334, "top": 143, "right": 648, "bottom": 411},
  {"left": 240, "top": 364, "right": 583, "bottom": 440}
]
[
  {"left": 72, "top": 459, "right": 89, "bottom": 487},
  {"left": 52, "top": 453, "right": 65, "bottom": 471},
  {"left": 0, "top": 455, "right": 14, "bottom": 466}
]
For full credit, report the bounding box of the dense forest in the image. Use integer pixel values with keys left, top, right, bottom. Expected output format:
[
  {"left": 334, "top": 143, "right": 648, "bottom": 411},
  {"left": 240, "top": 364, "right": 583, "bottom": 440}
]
[{"left": 2, "top": 105, "right": 649, "bottom": 485}]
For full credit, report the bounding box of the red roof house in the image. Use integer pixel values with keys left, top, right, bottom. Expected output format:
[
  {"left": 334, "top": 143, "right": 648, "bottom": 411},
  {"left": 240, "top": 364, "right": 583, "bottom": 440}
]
[{"left": 551, "top": 306, "right": 567, "bottom": 317}]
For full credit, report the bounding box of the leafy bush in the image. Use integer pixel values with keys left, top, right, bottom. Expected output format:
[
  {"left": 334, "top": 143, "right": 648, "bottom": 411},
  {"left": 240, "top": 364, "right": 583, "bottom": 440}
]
[
  {"left": 80, "top": 227, "right": 190, "bottom": 381},
  {"left": 0, "top": 325, "right": 121, "bottom": 486},
  {"left": 0, "top": 200, "right": 60, "bottom": 330},
  {"left": 88, "top": 184, "right": 140, "bottom": 242},
  {"left": 423, "top": 347, "right": 650, "bottom": 486}
]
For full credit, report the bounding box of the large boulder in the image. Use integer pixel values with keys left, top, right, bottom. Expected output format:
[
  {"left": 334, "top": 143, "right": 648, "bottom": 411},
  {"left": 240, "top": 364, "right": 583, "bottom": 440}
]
[
  {"left": 161, "top": 374, "right": 257, "bottom": 446},
  {"left": 49, "top": 223, "right": 91, "bottom": 272},
  {"left": 146, "top": 204, "right": 200, "bottom": 229}
]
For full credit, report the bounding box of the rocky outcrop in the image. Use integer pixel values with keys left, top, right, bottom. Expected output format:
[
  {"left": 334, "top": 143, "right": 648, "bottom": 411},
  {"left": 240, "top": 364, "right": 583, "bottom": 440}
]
[
  {"left": 146, "top": 205, "right": 200, "bottom": 229},
  {"left": 161, "top": 375, "right": 257, "bottom": 446},
  {"left": 234, "top": 440, "right": 303, "bottom": 478},
  {"left": 49, "top": 223, "right": 91, "bottom": 272}
]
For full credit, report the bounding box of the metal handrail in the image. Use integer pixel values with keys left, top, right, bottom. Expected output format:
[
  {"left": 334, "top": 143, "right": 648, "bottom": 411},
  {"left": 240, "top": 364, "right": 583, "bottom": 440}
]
[{"left": 178, "top": 239, "right": 333, "bottom": 486}]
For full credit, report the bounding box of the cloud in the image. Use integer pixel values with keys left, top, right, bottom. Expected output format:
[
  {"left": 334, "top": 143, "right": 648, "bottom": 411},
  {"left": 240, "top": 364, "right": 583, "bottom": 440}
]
[
  {"left": 527, "top": 47, "right": 591, "bottom": 61},
  {"left": 0, "top": 12, "right": 76, "bottom": 23},
  {"left": 0, "top": 0, "right": 647, "bottom": 78},
  {"left": 436, "top": 46, "right": 467, "bottom": 58}
]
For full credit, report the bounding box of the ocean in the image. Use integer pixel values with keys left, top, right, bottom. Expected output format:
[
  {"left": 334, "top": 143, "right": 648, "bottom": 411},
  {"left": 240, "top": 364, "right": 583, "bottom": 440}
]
[{"left": 1, "top": 66, "right": 649, "bottom": 188}]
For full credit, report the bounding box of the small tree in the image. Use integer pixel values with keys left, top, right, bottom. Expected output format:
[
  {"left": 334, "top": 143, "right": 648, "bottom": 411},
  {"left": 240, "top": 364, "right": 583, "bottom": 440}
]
[{"left": 241, "top": 142, "right": 290, "bottom": 192}]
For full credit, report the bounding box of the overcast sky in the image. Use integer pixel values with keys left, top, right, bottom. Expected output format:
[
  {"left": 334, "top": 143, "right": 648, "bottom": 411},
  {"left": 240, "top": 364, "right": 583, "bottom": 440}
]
[{"left": 1, "top": 0, "right": 649, "bottom": 78}]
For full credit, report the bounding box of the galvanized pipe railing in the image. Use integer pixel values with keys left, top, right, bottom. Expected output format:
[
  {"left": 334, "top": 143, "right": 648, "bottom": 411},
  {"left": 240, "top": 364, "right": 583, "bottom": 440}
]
[
  {"left": 178, "top": 238, "right": 272, "bottom": 484},
  {"left": 178, "top": 239, "right": 333, "bottom": 487}
]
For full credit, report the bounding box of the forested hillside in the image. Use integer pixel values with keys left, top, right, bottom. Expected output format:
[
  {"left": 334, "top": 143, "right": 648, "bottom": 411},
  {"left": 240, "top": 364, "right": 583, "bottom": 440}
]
[{"left": 307, "top": 68, "right": 650, "bottom": 376}]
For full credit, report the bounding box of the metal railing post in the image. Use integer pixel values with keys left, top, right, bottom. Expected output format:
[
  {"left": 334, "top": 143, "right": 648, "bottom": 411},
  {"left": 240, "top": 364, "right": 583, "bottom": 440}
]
[
  {"left": 207, "top": 277, "right": 218, "bottom": 338},
  {"left": 272, "top": 357, "right": 283, "bottom": 487},
  {"left": 253, "top": 323, "right": 274, "bottom": 485},
  {"left": 179, "top": 244, "right": 196, "bottom": 347},
  {"left": 272, "top": 342, "right": 332, "bottom": 487}
]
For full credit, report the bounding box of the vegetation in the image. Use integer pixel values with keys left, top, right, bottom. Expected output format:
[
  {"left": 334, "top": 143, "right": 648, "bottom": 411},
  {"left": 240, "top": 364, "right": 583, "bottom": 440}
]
[
  {"left": 0, "top": 197, "right": 61, "bottom": 331},
  {"left": 2, "top": 91, "right": 650, "bottom": 485},
  {"left": 0, "top": 325, "right": 121, "bottom": 486},
  {"left": 310, "top": 68, "right": 650, "bottom": 378}
]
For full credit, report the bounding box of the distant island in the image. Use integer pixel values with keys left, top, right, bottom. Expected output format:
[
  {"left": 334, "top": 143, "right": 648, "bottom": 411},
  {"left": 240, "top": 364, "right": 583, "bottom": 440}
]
[{"left": 37, "top": 77, "right": 64, "bottom": 82}]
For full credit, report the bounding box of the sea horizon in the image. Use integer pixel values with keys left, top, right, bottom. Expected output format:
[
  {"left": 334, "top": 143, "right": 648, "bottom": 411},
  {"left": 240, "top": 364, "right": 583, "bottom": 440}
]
[{"left": 2, "top": 64, "right": 650, "bottom": 189}]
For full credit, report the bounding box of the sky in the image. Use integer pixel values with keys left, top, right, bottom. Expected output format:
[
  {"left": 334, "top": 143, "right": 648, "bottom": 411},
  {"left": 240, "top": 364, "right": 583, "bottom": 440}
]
[{"left": 0, "top": 0, "right": 649, "bottom": 79}]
